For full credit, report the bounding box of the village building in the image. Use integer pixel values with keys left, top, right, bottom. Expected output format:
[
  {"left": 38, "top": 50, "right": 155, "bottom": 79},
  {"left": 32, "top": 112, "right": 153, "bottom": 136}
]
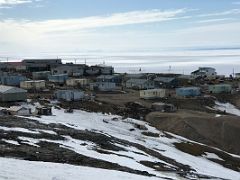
[
  {"left": 0, "top": 63, "right": 8, "bottom": 71},
  {"left": 51, "top": 64, "right": 86, "bottom": 77},
  {"left": 176, "top": 87, "right": 201, "bottom": 97},
  {"left": 98, "top": 64, "right": 114, "bottom": 75},
  {"left": 8, "top": 106, "right": 31, "bottom": 116},
  {"left": 151, "top": 102, "right": 177, "bottom": 112},
  {"left": 86, "top": 65, "right": 114, "bottom": 76},
  {"left": 125, "top": 73, "right": 145, "bottom": 80},
  {"left": 90, "top": 82, "right": 116, "bottom": 91},
  {"left": 20, "top": 80, "right": 46, "bottom": 91},
  {"left": 125, "top": 79, "right": 154, "bottom": 90},
  {"left": 0, "top": 85, "right": 27, "bottom": 102},
  {"left": 97, "top": 75, "right": 122, "bottom": 85},
  {"left": 5, "top": 62, "right": 26, "bottom": 72},
  {"left": 235, "top": 73, "right": 240, "bottom": 79},
  {"left": 36, "top": 106, "right": 52, "bottom": 116},
  {"left": 55, "top": 90, "right": 85, "bottom": 101},
  {"left": 32, "top": 71, "right": 51, "bottom": 80},
  {"left": 22, "top": 59, "right": 62, "bottom": 72},
  {"left": 140, "top": 89, "right": 171, "bottom": 100},
  {"left": 66, "top": 78, "right": 90, "bottom": 87},
  {"left": 208, "top": 84, "right": 232, "bottom": 94},
  {"left": 0, "top": 75, "right": 27, "bottom": 86},
  {"left": 48, "top": 74, "right": 68, "bottom": 84},
  {"left": 154, "top": 77, "right": 178, "bottom": 88},
  {"left": 191, "top": 67, "right": 217, "bottom": 78}
]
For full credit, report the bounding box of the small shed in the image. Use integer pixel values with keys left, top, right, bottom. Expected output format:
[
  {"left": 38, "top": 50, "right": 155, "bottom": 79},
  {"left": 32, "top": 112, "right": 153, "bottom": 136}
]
[
  {"left": 32, "top": 71, "right": 51, "bottom": 80},
  {"left": 0, "top": 85, "right": 27, "bottom": 102},
  {"left": 151, "top": 102, "right": 177, "bottom": 112},
  {"left": 66, "top": 78, "right": 90, "bottom": 87},
  {"left": 125, "top": 79, "right": 154, "bottom": 90},
  {"left": 55, "top": 90, "right": 85, "bottom": 101},
  {"left": 20, "top": 80, "right": 46, "bottom": 91},
  {"left": 48, "top": 74, "right": 68, "bottom": 84},
  {"left": 208, "top": 84, "right": 232, "bottom": 94},
  {"left": 36, "top": 106, "right": 52, "bottom": 116},
  {"left": 176, "top": 87, "right": 201, "bottom": 97},
  {"left": 90, "top": 82, "right": 116, "bottom": 91},
  {"left": 8, "top": 106, "right": 31, "bottom": 116},
  {"left": 140, "top": 89, "right": 170, "bottom": 100}
]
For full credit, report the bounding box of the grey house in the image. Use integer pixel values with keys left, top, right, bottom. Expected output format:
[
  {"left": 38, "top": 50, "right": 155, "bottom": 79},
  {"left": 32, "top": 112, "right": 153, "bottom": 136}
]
[
  {"left": 32, "top": 71, "right": 51, "bottom": 80},
  {"left": 154, "top": 77, "right": 178, "bottom": 88},
  {"left": 0, "top": 85, "right": 27, "bottom": 102},
  {"left": 90, "top": 82, "right": 116, "bottom": 91},
  {"left": 51, "top": 64, "right": 86, "bottom": 77},
  {"left": 125, "top": 79, "right": 154, "bottom": 90},
  {"left": 86, "top": 65, "right": 114, "bottom": 76},
  {"left": 55, "top": 90, "right": 85, "bottom": 101},
  {"left": 23, "top": 59, "right": 62, "bottom": 72},
  {"left": 97, "top": 75, "right": 122, "bottom": 85}
]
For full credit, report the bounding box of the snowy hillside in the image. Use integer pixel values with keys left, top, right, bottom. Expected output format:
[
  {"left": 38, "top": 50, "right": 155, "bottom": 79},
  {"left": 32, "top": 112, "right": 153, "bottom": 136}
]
[{"left": 0, "top": 108, "right": 240, "bottom": 180}]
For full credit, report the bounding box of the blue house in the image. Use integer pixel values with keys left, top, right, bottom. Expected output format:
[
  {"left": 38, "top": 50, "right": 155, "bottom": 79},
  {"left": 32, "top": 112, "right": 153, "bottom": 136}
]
[
  {"left": 48, "top": 74, "right": 68, "bottom": 84},
  {"left": 176, "top": 87, "right": 201, "bottom": 97},
  {"left": 55, "top": 90, "right": 85, "bottom": 101},
  {"left": 97, "top": 75, "right": 122, "bottom": 85},
  {"left": 0, "top": 75, "right": 27, "bottom": 86}
]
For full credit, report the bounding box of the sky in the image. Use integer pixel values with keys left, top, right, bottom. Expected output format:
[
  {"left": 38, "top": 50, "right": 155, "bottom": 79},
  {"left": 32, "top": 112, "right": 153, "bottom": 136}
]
[{"left": 0, "top": 0, "right": 240, "bottom": 56}]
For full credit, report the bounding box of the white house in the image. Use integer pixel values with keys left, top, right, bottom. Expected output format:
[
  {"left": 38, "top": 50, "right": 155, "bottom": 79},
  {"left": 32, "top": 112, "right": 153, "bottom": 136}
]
[
  {"left": 66, "top": 78, "right": 90, "bottom": 87},
  {"left": 8, "top": 106, "right": 31, "bottom": 116},
  {"left": 20, "top": 80, "right": 46, "bottom": 91},
  {"left": 140, "top": 89, "right": 170, "bottom": 100},
  {"left": 191, "top": 67, "right": 217, "bottom": 78}
]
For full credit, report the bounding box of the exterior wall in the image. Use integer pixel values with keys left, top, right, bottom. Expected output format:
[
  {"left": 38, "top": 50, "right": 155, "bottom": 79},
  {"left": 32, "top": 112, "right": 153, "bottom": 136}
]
[
  {"left": 52, "top": 66, "right": 84, "bottom": 77},
  {"left": 55, "top": 90, "right": 84, "bottom": 101},
  {"left": 100, "top": 67, "right": 114, "bottom": 75},
  {"left": 66, "top": 79, "right": 90, "bottom": 87},
  {"left": 140, "top": 89, "right": 167, "bottom": 99},
  {"left": 86, "top": 66, "right": 114, "bottom": 75},
  {"left": 20, "top": 81, "right": 46, "bottom": 90},
  {"left": 0, "top": 76, "right": 27, "bottom": 86},
  {"left": 32, "top": 71, "right": 51, "bottom": 80},
  {"left": 90, "top": 82, "right": 116, "bottom": 91},
  {"left": 208, "top": 84, "right": 232, "bottom": 94},
  {"left": 48, "top": 74, "right": 68, "bottom": 84},
  {"left": 191, "top": 67, "right": 216, "bottom": 78},
  {"left": 0, "top": 92, "right": 27, "bottom": 102},
  {"left": 126, "top": 80, "right": 154, "bottom": 90},
  {"left": 23, "top": 59, "right": 62, "bottom": 72},
  {"left": 154, "top": 78, "right": 178, "bottom": 88},
  {"left": 176, "top": 87, "right": 201, "bottom": 97},
  {"left": 97, "top": 75, "right": 122, "bottom": 84}
]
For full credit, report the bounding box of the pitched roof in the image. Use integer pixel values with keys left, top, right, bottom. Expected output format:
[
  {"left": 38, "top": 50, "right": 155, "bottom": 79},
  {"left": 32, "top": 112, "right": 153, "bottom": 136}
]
[
  {"left": 126, "top": 79, "right": 149, "bottom": 84},
  {"left": 0, "top": 85, "right": 27, "bottom": 94},
  {"left": 8, "top": 106, "right": 29, "bottom": 112},
  {"left": 97, "top": 75, "right": 118, "bottom": 80},
  {"left": 154, "top": 77, "right": 175, "bottom": 83}
]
